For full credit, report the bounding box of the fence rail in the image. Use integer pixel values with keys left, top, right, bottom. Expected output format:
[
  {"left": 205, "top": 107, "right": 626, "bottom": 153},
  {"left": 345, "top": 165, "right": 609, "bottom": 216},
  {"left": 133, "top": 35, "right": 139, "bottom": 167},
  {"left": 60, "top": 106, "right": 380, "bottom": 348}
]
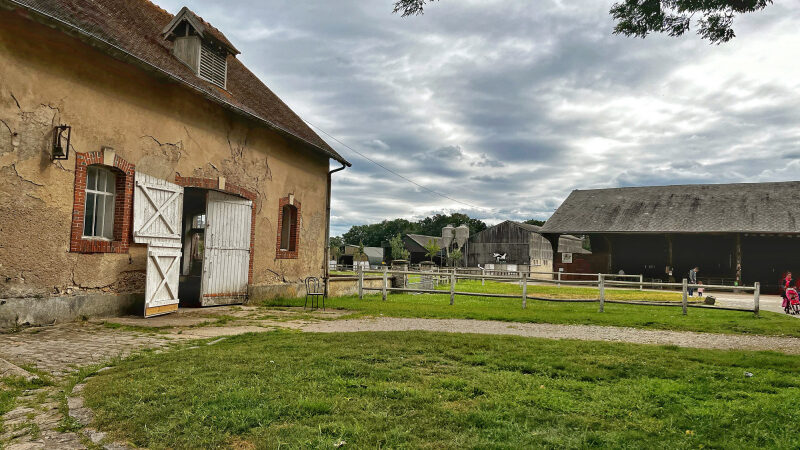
[{"left": 353, "top": 266, "right": 760, "bottom": 316}]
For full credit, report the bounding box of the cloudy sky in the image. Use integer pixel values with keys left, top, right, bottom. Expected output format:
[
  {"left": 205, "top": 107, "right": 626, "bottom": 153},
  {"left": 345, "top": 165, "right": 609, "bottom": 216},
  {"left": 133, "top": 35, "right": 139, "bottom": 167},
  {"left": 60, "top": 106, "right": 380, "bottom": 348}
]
[{"left": 156, "top": 0, "right": 800, "bottom": 236}]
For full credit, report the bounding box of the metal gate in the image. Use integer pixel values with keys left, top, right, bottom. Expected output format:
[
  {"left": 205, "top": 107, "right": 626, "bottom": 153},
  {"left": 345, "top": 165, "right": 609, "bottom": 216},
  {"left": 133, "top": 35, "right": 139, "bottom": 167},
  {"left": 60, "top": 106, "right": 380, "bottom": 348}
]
[
  {"left": 133, "top": 172, "right": 184, "bottom": 317},
  {"left": 200, "top": 190, "right": 252, "bottom": 305}
]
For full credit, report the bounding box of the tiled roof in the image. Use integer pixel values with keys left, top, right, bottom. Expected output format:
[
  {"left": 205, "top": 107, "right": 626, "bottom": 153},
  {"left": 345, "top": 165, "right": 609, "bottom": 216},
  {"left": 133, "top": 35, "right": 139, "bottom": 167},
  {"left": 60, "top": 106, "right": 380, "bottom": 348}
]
[
  {"left": 6, "top": 0, "right": 349, "bottom": 165},
  {"left": 541, "top": 181, "right": 800, "bottom": 234}
]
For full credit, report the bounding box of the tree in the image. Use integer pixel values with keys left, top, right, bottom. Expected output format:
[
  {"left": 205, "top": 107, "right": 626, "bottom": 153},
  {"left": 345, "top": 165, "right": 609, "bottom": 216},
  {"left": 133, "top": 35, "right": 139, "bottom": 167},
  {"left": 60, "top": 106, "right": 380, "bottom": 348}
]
[
  {"left": 610, "top": 0, "right": 772, "bottom": 44},
  {"left": 389, "top": 233, "right": 410, "bottom": 261},
  {"left": 524, "top": 219, "right": 545, "bottom": 227},
  {"left": 423, "top": 238, "right": 441, "bottom": 263},
  {"left": 393, "top": 0, "right": 772, "bottom": 44},
  {"left": 416, "top": 213, "right": 487, "bottom": 237},
  {"left": 448, "top": 248, "right": 463, "bottom": 267}
]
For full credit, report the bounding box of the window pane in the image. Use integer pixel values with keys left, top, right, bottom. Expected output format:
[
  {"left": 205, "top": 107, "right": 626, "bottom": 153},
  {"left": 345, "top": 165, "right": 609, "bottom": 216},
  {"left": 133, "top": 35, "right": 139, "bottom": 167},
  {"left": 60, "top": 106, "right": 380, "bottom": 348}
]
[
  {"left": 103, "top": 195, "right": 115, "bottom": 239},
  {"left": 87, "top": 167, "right": 97, "bottom": 191},
  {"left": 95, "top": 194, "right": 105, "bottom": 237},
  {"left": 106, "top": 170, "right": 116, "bottom": 195},
  {"left": 84, "top": 192, "right": 96, "bottom": 236}
]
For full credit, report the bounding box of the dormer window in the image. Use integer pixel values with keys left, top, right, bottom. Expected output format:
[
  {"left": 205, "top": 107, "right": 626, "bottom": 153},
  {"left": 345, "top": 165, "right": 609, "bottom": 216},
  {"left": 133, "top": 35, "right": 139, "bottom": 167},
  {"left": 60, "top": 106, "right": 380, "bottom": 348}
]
[{"left": 162, "top": 7, "right": 239, "bottom": 90}]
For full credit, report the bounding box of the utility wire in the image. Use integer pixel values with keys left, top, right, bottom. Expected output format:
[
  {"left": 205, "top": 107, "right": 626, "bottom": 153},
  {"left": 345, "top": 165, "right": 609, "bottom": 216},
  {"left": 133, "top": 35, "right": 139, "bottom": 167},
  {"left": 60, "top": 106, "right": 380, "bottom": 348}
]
[{"left": 304, "top": 120, "right": 492, "bottom": 212}]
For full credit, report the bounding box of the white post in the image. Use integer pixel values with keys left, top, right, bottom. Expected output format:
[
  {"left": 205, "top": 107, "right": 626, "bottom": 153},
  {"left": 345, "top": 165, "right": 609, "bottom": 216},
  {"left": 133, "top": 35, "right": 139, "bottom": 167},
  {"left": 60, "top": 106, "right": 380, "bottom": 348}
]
[
  {"left": 557, "top": 271, "right": 561, "bottom": 287},
  {"left": 358, "top": 265, "right": 364, "bottom": 300},
  {"left": 598, "top": 273, "right": 605, "bottom": 312},
  {"left": 481, "top": 268, "right": 485, "bottom": 286},
  {"left": 522, "top": 273, "right": 528, "bottom": 309},
  {"left": 450, "top": 270, "right": 456, "bottom": 305},
  {"left": 682, "top": 278, "right": 688, "bottom": 315},
  {"left": 639, "top": 274, "right": 643, "bottom": 291},
  {"left": 754, "top": 282, "right": 760, "bottom": 316},
  {"left": 382, "top": 266, "right": 388, "bottom": 301}
]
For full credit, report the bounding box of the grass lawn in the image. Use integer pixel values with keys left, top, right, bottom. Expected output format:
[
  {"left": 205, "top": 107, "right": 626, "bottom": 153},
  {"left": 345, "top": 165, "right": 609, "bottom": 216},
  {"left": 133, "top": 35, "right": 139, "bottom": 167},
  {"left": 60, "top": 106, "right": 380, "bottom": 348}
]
[
  {"left": 440, "top": 279, "right": 684, "bottom": 302},
  {"left": 84, "top": 331, "right": 800, "bottom": 449},
  {"left": 264, "top": 284, "right": 800, "bottom": 338}
]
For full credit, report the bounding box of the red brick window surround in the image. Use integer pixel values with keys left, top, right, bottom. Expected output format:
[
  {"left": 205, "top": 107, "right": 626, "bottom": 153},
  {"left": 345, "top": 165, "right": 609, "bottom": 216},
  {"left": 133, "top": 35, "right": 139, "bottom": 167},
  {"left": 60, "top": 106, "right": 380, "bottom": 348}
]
[
  {"left": 276, "top": 195, "right": 300, "bottom": 259},
  {"left": 70, "top": 151, "right": 135, "bottom": 253}
]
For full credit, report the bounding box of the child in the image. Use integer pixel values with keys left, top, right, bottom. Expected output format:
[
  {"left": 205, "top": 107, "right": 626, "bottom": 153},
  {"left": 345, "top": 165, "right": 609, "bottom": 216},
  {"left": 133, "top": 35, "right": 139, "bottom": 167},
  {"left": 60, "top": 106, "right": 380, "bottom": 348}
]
[{"left": 697, "top": 281, "right": 704, "bottom": 297}]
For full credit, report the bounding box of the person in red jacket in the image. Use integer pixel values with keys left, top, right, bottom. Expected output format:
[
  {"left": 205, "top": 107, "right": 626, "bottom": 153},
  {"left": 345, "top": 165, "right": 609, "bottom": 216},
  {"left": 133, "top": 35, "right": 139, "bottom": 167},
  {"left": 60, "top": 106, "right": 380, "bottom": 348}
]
[{"left": 782, "top": 272, "right": 793, "bottom": 299}]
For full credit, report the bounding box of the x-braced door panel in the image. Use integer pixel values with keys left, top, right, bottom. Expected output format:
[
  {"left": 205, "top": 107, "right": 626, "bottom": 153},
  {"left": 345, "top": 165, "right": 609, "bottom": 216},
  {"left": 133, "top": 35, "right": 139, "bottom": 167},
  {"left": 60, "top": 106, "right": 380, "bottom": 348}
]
[{"left": 133, "top": 172, "right": 184, "bottom": 317}]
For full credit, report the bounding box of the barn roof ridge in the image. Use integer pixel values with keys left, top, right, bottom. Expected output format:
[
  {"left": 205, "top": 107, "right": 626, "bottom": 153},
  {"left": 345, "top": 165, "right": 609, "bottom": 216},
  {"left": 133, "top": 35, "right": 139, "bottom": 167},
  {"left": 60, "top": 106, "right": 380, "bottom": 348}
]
[{"left": 542, "top": 181, "right": 800, "bottom": 234}]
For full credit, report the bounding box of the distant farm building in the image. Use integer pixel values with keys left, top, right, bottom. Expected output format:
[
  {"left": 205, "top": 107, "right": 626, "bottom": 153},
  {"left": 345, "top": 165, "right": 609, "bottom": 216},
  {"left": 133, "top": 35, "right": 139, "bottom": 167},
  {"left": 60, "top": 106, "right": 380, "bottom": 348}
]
[
  {"left": 541, "top": 182, "right": 800, "bottom": 292},
  {"left": 403, "top": 234, "right": 445, "bottom": 265},
  {"left": 340, "top": 245, "right": 384, "bottom": 267},
  {"left": 466, "top": 221, "right": 587, "bottom": 273}
]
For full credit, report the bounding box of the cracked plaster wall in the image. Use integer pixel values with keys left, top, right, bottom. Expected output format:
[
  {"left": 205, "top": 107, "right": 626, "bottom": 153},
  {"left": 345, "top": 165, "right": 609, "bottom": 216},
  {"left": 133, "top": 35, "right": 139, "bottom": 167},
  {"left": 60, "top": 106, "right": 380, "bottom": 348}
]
[{"left": 0, "top": 13, "right": 329, "bottom": 300}]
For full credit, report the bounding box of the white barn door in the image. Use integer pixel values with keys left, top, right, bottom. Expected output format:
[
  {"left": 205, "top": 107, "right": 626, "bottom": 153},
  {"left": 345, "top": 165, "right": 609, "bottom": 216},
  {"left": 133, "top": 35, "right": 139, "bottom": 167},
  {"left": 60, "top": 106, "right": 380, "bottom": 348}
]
[
  {"left": 201, "top": 191, "right": 252, "bottom": 305},
  {"left": 133, "top": 173, "right": 184, "bottom": 317}
]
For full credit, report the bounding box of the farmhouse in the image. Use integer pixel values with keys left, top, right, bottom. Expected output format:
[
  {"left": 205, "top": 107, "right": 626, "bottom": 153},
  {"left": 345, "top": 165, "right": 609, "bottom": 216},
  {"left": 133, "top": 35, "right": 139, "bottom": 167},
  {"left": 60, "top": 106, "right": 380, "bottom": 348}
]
[
  {"left": 466, "top": 221, "right": 587, "bottom": 274},
  {"left": 541, "top": 182, "right": 800, "bottom": 292},
  {"left": 0, "top": 0, "right": 350, "bottom": 326}
]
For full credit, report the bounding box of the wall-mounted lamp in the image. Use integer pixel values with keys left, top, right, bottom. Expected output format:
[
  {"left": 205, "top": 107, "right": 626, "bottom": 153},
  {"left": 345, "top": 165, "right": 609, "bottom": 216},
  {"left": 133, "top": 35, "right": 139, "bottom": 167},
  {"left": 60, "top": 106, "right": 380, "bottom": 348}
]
[{"left": 52, "top": 124, "right": 71, "bottom": 160}]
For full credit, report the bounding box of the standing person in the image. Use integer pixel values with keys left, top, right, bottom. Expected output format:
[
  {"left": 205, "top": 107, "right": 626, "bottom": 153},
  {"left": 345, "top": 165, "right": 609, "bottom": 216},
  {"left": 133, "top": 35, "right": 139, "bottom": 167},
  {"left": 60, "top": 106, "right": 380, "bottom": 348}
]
[
  {"left": 688, "top": 266, "right": 699, "bottom": 296},
  {"left": 782, "top": 272, "right": 793, "bottom": 298}
]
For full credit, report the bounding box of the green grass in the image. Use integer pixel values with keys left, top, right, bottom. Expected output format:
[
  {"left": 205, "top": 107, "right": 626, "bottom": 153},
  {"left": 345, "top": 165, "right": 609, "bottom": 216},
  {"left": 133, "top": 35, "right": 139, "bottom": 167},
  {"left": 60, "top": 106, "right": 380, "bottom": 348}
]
[
  {"left": 83, "top": 331, "right": 800, "bottom": 449},
  {"left": 441, "top": 279, "right": 684, "bottom": 301},
  {"left": 263, "top": 285, "right": 800, "bottom": 338},
  {"left": 0, "top": 376, "right": 53, "bottom": 435}
]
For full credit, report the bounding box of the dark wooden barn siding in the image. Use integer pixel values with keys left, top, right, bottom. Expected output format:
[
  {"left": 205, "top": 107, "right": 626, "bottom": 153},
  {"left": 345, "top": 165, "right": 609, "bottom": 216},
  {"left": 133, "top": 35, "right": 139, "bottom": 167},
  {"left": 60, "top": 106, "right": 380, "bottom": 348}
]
[{"left": 467, "top": 221, "right": 532, "bottom": 266}]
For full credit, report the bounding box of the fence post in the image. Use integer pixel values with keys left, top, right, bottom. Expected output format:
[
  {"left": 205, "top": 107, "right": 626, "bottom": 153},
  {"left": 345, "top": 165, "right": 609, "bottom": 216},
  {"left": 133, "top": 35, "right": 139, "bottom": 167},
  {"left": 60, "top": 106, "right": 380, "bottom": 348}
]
[
  {"left": 639, "top": 274, "right": 643, "bottom": 291},
  {"left": 557, "top": 271, "right": 561, "bottom": 287},
  {"left": 358, "top": 265, "right": 364, "bottom": 300},
  {"left": 382, "top": 266, "right": 388, "bottom": 301},
  {"left": 681, "top": 278, "right": 688, "bottom": 315},
  {"left": 754, "top": 282, "right": 760, "bottom": 316},
  {"left": 481, "top": 268, "right": 485, "bottom": 286},
  {"left": 598, "top": 273, "right": 605, "bottom": 312},
  {"left": 450, "top": 270, "right": 456, "bottom": 305},
  {"left": 522, "top": 273, "right": 528, "bottom": 309}
]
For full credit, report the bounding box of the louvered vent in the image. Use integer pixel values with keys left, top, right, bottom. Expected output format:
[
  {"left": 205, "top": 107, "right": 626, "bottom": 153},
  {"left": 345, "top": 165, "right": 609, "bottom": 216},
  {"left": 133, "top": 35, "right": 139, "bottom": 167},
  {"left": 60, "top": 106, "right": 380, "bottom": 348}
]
[{"left": 199, "top": 44, "right": 227, "bottom": 88}]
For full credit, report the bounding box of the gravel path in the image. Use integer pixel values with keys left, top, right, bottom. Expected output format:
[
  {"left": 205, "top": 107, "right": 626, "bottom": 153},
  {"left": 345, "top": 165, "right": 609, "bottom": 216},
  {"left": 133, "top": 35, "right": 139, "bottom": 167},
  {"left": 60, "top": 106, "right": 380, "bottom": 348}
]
[{"left": 303, "top": 317, "right": 800, "bottom": 354}]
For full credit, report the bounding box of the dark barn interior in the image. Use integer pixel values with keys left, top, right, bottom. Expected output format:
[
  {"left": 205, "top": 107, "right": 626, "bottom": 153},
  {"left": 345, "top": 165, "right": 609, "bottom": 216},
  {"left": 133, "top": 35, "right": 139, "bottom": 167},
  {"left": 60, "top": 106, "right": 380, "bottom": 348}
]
[{"left": 584, "top": 233, "right": 799, "bottom": 293}]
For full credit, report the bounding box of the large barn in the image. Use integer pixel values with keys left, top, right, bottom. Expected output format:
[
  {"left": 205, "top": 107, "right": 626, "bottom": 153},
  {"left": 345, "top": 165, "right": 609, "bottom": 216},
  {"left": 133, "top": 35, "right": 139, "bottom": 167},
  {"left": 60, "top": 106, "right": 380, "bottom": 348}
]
[
  {"left": 540, "top": 182, "right": 800, "bottom": 292},
  {"left": 467, "top": 221, "right": 587, "bottom": 274}
]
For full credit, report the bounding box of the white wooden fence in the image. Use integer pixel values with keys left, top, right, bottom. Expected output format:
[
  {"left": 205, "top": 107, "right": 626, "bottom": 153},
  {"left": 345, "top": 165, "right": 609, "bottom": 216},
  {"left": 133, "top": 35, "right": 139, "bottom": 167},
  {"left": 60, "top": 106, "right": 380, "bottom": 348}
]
[{"left": 353, "top": 267, "right": 761, "bottom": 316}]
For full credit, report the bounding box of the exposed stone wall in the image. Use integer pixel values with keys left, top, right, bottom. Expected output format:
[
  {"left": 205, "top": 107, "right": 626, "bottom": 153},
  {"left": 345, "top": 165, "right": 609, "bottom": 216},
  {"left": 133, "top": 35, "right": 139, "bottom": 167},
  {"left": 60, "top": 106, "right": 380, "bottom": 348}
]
[{"left": 0, "top": 14, "right": 329, "bottom": 302}]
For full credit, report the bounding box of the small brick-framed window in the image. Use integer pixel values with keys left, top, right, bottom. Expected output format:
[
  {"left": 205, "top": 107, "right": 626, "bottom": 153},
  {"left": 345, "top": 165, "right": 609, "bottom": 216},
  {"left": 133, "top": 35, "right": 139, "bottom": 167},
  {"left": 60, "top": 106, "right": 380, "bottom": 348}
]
[
  {"left": 70, "top": 151, "right": 135, "bottom": 253},
  {"left": 276, "top": 195, "right": 301, "bottom": 259}
]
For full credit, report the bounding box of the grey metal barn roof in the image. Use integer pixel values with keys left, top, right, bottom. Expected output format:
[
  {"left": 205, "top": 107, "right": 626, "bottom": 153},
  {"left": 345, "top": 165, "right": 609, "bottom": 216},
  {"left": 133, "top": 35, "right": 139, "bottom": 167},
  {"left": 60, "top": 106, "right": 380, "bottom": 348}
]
[{"left": 541, "top": 181, "right": 800, "bottom": 234}]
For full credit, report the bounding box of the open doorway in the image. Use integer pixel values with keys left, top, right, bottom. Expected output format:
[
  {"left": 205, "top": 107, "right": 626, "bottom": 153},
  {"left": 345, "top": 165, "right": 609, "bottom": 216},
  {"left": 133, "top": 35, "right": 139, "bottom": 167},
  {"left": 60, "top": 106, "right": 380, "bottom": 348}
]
[
  {"left": 178, "top": 188, "right": 207, "bottom": 306},
  {"left": 177, "top": 187, "right": 254, "bottom": 307}
]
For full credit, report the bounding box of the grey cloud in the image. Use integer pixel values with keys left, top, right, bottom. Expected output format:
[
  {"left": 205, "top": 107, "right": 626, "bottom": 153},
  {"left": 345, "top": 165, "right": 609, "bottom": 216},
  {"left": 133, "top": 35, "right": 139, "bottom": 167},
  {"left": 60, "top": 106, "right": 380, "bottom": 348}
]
[{"left": 153, "top": 0, "right": 800, "bottom": 236}]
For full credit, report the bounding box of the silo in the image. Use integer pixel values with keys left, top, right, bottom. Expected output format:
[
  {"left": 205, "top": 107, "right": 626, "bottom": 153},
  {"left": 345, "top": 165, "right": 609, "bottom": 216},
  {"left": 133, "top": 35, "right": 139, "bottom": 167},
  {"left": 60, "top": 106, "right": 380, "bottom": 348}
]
[
  {"left": 454, "top": 224, "right": 469, "bottom": 249},
  {"left": 442, "top": 224, "right": 455, "bottom": 249}
]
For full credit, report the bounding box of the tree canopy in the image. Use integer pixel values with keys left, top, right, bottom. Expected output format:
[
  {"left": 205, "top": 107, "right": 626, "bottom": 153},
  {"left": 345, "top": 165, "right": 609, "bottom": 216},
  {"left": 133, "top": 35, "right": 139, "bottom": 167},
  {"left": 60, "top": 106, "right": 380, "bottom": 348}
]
[
  {"left": 339, "top": 213, "right": 488, "bottom": 247},
  {"left": 392, "top": 0, "right": 772, "bottom": 44}
]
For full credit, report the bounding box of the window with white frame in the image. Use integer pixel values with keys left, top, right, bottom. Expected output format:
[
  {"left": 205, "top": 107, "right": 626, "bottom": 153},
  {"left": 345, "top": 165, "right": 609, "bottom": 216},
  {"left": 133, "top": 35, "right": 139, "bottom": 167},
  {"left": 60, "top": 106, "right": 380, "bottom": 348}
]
[{"left": 83, "top": 166, "right": 116, "bottom": 239}]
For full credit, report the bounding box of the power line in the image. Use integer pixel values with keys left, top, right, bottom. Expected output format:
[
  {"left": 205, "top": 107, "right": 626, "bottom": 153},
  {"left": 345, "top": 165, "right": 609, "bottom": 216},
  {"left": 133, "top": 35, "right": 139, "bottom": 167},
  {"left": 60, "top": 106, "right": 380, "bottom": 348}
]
[{"left": 304, "top": 120, "right": 492, "bottom": 212}]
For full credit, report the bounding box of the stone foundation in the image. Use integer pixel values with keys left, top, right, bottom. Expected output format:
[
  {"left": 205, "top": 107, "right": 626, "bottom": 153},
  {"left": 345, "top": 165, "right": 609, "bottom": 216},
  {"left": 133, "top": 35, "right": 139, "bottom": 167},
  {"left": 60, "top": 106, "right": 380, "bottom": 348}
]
[{"left": 0, "top": 293, "right": 143, "bottom": 328}]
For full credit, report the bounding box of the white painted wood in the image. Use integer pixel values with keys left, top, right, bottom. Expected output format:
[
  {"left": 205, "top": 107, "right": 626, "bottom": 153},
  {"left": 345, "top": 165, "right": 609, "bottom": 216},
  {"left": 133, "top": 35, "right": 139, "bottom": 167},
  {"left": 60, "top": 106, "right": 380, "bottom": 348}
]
[
  {"left": 133, "top": 173, "right": 184, "bottom": 317},
  {"left": 201, "top": 191, "right": 252, "bottom": 302},
  {"left": 145, "top": 248, "right": 182, "bottom": 315},
  {"left": 133, "top": 173, "right": 184, "bottom": 248}
]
